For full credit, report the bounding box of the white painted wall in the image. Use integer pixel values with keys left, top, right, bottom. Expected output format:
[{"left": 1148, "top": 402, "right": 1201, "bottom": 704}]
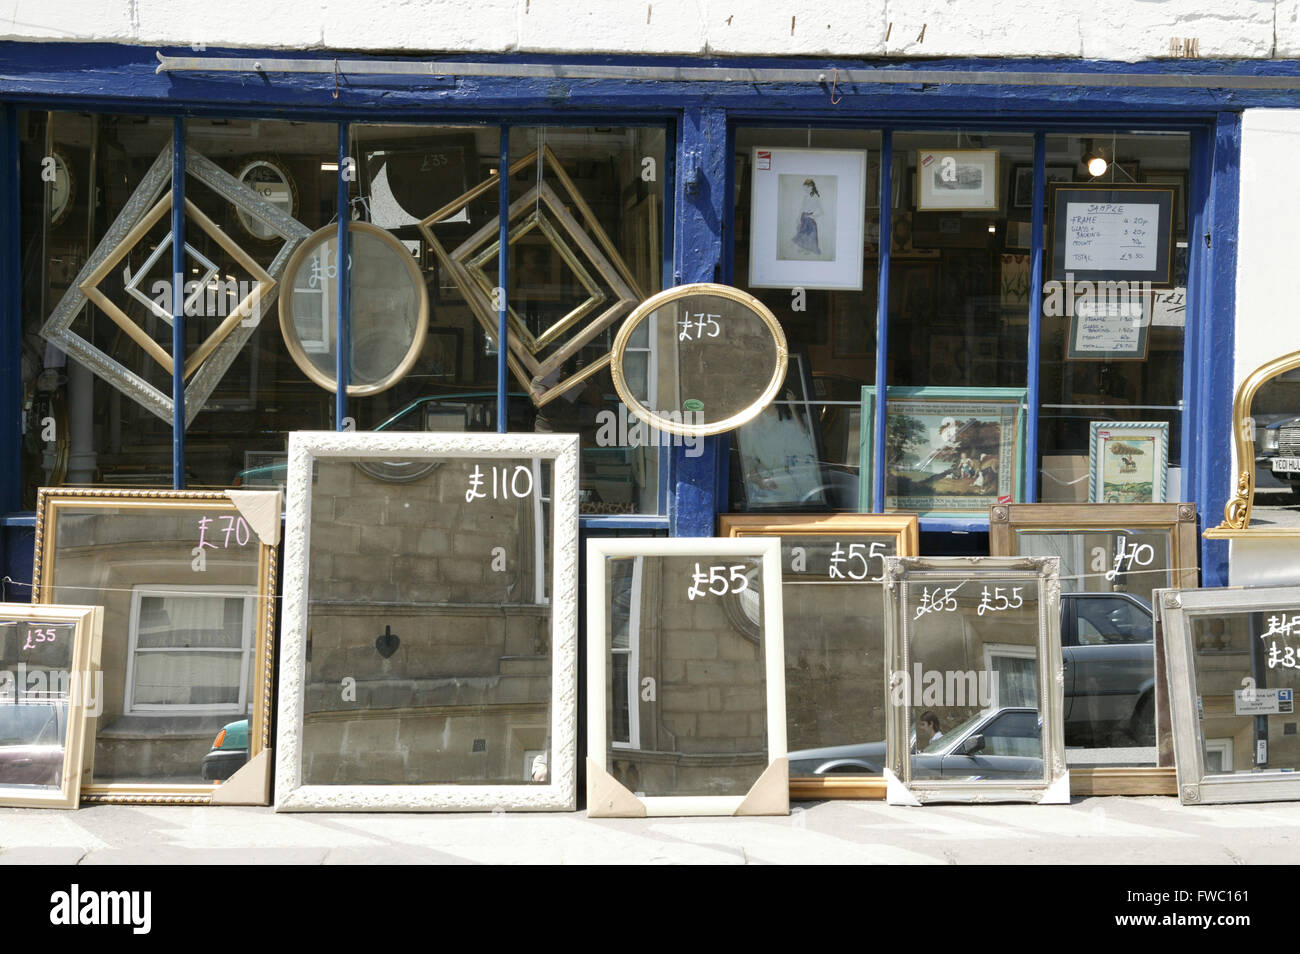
[{"left": 2, "top": 0, "right": 1290, "bottom": 59}]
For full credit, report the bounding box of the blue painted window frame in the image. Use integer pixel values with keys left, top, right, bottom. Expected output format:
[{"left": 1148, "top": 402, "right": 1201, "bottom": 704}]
[{"left": 0, "top": 45, "right": 1253, "bottom": 580}]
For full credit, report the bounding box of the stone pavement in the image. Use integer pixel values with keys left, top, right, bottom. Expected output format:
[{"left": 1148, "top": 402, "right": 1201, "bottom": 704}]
[{"left": 1, "top": 795, "right": 1298, "bottom": 864}]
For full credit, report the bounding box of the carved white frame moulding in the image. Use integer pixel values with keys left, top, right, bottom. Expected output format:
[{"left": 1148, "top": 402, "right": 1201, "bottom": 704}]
[
  {"left": 1161, "top": 585, "right": 1300, "bottom": 805},
  {"left": 585, "top": 536, "right": 789, "bottom": 817},
  {"left": 41, "top": 143, "right": 311, "bottom": 427},
  {"left": 882, "top": 555, "right": 1069, "bottom": 806},
  {"left": 274, "top": 431, "right": 580, "bottom": 812}
]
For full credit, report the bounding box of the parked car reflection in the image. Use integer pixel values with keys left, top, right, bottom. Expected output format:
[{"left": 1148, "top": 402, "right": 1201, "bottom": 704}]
[{"left": 0, "top": 700, "right": 67, "bottom": 788}]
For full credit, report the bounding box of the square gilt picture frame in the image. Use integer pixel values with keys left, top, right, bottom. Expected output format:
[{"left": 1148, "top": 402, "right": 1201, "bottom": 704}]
[
  {"left": 0, "top": 603, "right": 103, "bottom": 809},
  {"left": 34, "top": 487, "right": 281, "bottom": 805},
  {"left": 720, "top": 514, "right": 920, "bottom": 799},
  {"left": 586, "top": 537, "right": 788, "bottom": 817},
  {"left": 274, "top": 431, "right": 579, "bottom": 812}
]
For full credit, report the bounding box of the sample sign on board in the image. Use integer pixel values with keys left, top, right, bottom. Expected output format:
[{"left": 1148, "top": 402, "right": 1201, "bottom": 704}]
[{"left": 1049, "top": 184, "right": 1175, "bottom": 286}]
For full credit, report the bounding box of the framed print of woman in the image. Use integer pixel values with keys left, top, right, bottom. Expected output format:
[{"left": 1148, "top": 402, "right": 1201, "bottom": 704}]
[{"left": 791, "top": 178, "right": 824, "bottom": 256}]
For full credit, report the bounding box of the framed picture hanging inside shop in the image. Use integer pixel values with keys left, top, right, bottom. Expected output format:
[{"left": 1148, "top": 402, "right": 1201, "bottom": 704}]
[
  {"left": 1066, "top": 285, "right": 1151, "bottom": 361},
  {"left": 747, "top": 147, "right": 867, "bottom": 291},
  {"left": 33, "top": 488, "right": 281, "bottom": 805},
  {"left": 274, "top": 431, "right": 579, "bottom": 812},
  {"left": 882, "top": 556, "right": 1068, "bottom": 805},
  {"left": 1161, "top": 585, "right": 1300, "bottom": 805},
  {"left": 719, "top": 514, "right": 920, "bottom": 799},
  {"left": 989, "top": 502, "right": 1200, "bottom": 795},
  {"left": 730, "top": 349, "right": 828, "bottom": 511},
  {"left": 586, "top": 537, "right": 788, "bottom": 817},
  {"left": 1048, "top": 183, "right": 1175, "bottom": 286},
  {"left": 859, "top": 386, "right": 1027, "bottom": 519},
  {"left": 0, "top": 603, "right": 103, "bottom": 809},
  {"left": 915, "top": 149, "right": 1000, "bottom": 211},
  {"left": 1088, "top": 421, "right": 1169, "bottom": 503},
  {"left": 1011, "top": 163, "right": 1075, "bottom": 208}
]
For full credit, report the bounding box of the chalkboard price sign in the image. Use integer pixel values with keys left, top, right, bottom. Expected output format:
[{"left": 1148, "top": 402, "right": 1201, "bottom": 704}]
[{"left": 1049, "top": 184, "right": 1176, "bottom": 286}]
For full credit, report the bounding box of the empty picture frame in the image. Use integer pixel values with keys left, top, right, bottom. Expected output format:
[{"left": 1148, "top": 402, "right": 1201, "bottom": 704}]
[
  {"left": 587, "top": 537, "right": 788, "bottom": 817},
  {"left": 33, "top": 488, "right": 280, "bottom": 804},
  {"left": 1162, "top": 585, "right": 1300, "bottom": 805},
  {"left": 720, "top": 514, "right": 919, "bottom": 799},
  {"left": 990, "top": 502, "right": 1199, "bottom": 794},
  {"left": 882, "top": 556, "right": 1068, "bottom": 805},
  {"left": 274, "top": 431, "right": 579, "bottom": 812},
  {"left": 0, "top": 603, "right": 103, "bottom": 809}
]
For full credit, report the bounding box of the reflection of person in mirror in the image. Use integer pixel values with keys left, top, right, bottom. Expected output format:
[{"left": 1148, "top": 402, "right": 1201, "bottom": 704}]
[
  {"left": 919, "top": 710, "right": 943, "bottom": 747},
  {"left": 531, "top": 751, "right": 547, "bottom": 782},
  {"left": 791, "top": 178, "right": 823, "bottom": 255}
]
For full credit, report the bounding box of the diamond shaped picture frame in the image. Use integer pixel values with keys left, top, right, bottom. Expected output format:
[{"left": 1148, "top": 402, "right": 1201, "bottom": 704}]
[
  {"left": 41, "top": 143, "right": 312, "bottom": 427},
  {"left": 418, "top": 147, "right": 643, "bottom": 407}
]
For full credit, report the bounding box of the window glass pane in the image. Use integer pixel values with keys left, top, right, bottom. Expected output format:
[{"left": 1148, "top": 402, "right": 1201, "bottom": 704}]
[
  {"left": 730, "top": 128, "right": 880, "bottom": 512},
  {"left": 136, "top": 594, "right": 246, "bottom": 649},
  {"left": 510, "top": 126, "right": 667, "bottom": 516},
  {"left": 19, "top": 112, "right": 175, "bottom": 503},
  {"left": 131, "top": 651, "right": 243, "bottom": 707},
  {"left": 1037, "top": 132, "right": 1189, "bottom": 502}
]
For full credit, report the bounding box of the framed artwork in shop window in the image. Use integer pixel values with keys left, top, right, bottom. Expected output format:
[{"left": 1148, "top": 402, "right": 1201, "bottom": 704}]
[
  {"left": 1048, "top": 183, "right": 1176, "bottom": 286},
  {"left": 274, "top": 431, "right": 579, "bottom": 812},
  {"left": 989, "top": 502, "right": 1201, "bottom": 795},
  {"left": 1161, "top": 585, "right": 1300, "bottom": 805},
  {"left": 747, "top": 147, "right": 867, "bottom": 291},
  {"left": 586, "top": 537, "right": 788, "bottom": 817},
  {"left": 1088, "top": 421, "right": 1170, "bottom": 504},
  {"left": 882, "top": 556, "right": 1069, "bottom": 805},
  {"left": 33, "top": 488, "right": 281, "bottom": 805},
  {"left": 719, "top": 514, "right": 920, "bottom": 800},
  {"left": 0, "top": 603, "right": 103, "bottom": 809},
  {"left": 915, "top": 149, "right": 1000, "bottom": 211},
  {"left": 859, "top": 386, "right": 1027, "bottom": 520}
]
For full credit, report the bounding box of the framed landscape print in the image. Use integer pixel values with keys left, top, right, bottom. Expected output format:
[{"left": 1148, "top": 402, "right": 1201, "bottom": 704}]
[
  {"left": 915, "top": 149, "right": 999, "bottom": 211},
  {"left": 274, "top": 431, "right": 579, "bottom": 812},
  {"left": 586, "top": 537, "right": 788, "bottom": 817},
  {"left": 720, "top": 514, "right": 919, "bottom": 799},
  {"left": 748, "top": 147, "right": 867, "bottom": 291},
  {"left": 34, "top": 488, "right": 281, "bottom": 805},
  {"left": 0, "top": 603, "right": 103, "bottom": 809},
  {"left": 860, "top": 386, "right": 1027, "bottom": 519},
  {"left": 1162, "top": 585, "right": 1300, "bottom": 805},
  {"left": 1088, "top": 421, "right": 1169, "bottom": 503}
]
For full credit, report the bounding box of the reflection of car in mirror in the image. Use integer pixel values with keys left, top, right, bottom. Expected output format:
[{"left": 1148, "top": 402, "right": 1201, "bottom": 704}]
[
  {"left": 1258, "top": 416, "right": 1300, "bottom": 499},
  {"left": 0, "top": 700, "right": 67, "bottom": 787}
]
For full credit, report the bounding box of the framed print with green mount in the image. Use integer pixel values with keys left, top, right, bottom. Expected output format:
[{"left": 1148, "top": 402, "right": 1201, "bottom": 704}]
[
  {"left": 859, "top": 386, "right": 1027, "bottom": 520},
  {"left": 1088, "top": 421, "right": 1169, "bottom": 504},
  {"left": 719, "top": 513, "right": 919, "bottom": 800}
]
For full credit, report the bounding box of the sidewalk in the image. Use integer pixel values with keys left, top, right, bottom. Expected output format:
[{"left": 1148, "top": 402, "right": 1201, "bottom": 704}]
[{"left": 2, "top": 796, "right": 1297, "bottom": 864}]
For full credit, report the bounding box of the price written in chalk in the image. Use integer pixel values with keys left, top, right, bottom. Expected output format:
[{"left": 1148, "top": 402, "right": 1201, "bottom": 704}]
[
  {"left": 465, "top": 464, "right": 534, "bottom": 502},
  {"left": 687, "top": 563, "right": 750, "bottom": 601},
  {"left": 914, "top": 584, "right": 962, "bottom": 620},
  {"left": 1261, "top": 613, "right": 1300, "bottom": 670},
  {"left": 828, "top": 541, "right": 888, "bottom": 581},
  {"left": 1103, "top": 536, "right": 1154, "bottom": 582},
  {"left": 677, "top": 310, "right": 721, "bottom": 342},
  {"left": 977, "top": 586, "right": 1024, "bottom": 616},
  {"left": 21, "top": 627, "right": 59, "bottom": 650},
  {"left": 197, "top": 515, "right": 251, "bottom": 550}
]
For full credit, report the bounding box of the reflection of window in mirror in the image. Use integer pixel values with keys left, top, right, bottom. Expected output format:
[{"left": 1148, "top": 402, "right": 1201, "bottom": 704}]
[{"left": 1204, "top": 737, "right": 1233, "bottom": 774}]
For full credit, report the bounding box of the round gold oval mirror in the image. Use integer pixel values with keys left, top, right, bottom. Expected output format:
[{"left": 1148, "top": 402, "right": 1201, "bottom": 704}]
[
  {"left": 1208, "top": 349, "right": 1300, "bottom": 534},
  {"left": 279, "top": 222, "right": 428, "bottom": 397},
  {"left": 610, "top": 283, "right": 788, "bottom": 437}
]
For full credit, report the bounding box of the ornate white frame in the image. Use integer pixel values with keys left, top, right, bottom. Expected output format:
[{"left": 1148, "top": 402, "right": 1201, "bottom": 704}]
[
  {"left": 882, "top": 556, "right": 1068, "bottom": 805},
  {"left": 586, "top": 536, "right": 788, "bottom": 817},
  {"left": 1161, "top": 585, "right": 1300, "bottom": 805},
  {"left": 275, "top": 431, "right": 579, "bottom": 812},
  {"left": 40, "top": 143, "right": 311, "bottom": 427}
]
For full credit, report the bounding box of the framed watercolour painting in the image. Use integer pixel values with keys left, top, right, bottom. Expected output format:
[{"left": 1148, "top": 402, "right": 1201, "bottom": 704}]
[
  {"left": 860, "top": 386, "right": 1027, "bottom": 519},
  {"left": 915, "top": 149, "right": 999, "bottom": 211},
  {"left": 1088, "top": 422, "right": 1169, "bottom": 503},
  {"left": 748, "top": 147, "right": 867, "bottom": 291}
]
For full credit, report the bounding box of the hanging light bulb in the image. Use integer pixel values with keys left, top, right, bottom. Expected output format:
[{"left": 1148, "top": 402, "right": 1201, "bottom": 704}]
[{"left": 1087, "top": 154, "right": 1109, "bottom": 177}]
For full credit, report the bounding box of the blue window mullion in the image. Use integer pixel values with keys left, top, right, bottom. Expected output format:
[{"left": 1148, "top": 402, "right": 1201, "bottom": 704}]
[
  {"left": 497, "top": 127, "right": 509, "bottom": 433},
  {"left": 1025, "top": 131, "right": 1047, "bottom": 502},
  {"left": 872, "top": 129, "right": 893, "bottom": 513},
  {"left": 0, "top": 106, "right": 21, "bottom": 513}
]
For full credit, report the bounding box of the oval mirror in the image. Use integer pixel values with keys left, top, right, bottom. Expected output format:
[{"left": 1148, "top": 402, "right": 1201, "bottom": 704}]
[
  {"left": 279, "top": 222, "right": 428, "bottom": 397},
  {"left": 236, "top": 158, "right": 299, "bottom": 241},
  {"left": 610, "top": 283, "right": 787, "bottom": 437}
]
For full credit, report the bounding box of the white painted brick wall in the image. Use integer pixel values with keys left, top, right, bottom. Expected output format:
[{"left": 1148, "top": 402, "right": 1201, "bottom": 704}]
[{"left": 0, "top": 0, "right": 1287, "bottom": 59}]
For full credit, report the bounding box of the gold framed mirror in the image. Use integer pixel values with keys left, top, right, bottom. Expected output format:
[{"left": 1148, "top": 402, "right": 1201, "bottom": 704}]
[{"left": 610, "top": 283, "right": 788, "bottom": 438}]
